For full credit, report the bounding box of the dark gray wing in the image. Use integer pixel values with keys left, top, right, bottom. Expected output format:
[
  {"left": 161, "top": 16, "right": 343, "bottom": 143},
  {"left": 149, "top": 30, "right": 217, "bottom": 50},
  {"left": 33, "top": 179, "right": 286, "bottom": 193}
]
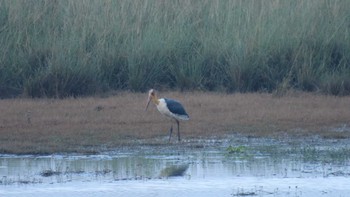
[{"left": 164, "top": 98, "right": 189, "bottom": 117}]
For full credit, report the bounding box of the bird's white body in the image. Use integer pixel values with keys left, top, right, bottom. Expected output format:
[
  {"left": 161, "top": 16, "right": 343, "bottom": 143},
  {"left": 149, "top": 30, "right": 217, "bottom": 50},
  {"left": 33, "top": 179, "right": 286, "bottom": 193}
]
[{"left": 157, "top": 98, "right": 190, "bottom": 121}]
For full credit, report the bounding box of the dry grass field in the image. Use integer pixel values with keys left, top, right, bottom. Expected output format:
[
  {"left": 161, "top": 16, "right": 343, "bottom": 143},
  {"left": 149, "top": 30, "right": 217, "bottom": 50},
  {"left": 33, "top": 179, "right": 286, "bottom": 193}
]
[{"left": 0, "top": 91, "right": 349, "bottom": 154}]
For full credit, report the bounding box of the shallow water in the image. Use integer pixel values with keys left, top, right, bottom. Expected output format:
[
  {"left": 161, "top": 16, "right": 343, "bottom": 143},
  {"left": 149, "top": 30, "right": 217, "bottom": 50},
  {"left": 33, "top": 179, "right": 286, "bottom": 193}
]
[{"left": 1, "top": 138, "right": 350, "bottom": 197}]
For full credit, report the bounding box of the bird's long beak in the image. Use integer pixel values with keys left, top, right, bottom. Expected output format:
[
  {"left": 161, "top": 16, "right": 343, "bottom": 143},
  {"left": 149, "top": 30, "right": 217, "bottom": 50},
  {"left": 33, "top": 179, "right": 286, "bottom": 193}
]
[{"left": 145, "top": 96, "right": 151, "bottom": 111}]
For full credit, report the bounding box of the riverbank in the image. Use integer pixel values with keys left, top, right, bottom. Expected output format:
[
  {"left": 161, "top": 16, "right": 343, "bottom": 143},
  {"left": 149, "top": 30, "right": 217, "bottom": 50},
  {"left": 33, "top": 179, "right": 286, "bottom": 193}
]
[{"left": 0, "top": 91, "right": 349, "bottom": 154}]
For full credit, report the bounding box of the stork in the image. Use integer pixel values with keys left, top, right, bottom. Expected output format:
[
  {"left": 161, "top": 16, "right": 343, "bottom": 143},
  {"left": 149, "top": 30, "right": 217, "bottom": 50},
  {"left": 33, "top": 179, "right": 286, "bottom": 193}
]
[{"left": 145, "top": 89, "right": 189, "bottom": 142}]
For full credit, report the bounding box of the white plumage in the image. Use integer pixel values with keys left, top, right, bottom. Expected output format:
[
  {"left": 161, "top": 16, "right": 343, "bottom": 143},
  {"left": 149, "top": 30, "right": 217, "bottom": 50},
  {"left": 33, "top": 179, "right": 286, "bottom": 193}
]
[{"left": 157, "top": 98, "right": 189, "bottom": 121}]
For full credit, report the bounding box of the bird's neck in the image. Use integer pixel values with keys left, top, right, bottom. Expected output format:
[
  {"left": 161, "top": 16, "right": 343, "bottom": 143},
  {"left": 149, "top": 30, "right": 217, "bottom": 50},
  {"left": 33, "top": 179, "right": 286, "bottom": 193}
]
[{"left": 151, "top": 95, "right": 160, "bottom": 105}]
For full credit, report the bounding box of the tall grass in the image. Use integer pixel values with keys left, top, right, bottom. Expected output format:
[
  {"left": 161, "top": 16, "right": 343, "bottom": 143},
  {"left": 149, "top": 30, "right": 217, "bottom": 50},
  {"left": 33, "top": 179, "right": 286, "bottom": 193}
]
[{"left": 0, "top": 0, "right": 349, "bottom": 98}]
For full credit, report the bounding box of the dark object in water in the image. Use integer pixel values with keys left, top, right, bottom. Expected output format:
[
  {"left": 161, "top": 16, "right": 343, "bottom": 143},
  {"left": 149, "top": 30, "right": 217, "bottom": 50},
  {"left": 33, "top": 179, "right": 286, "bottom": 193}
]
[
  {"left": 160, "top": 164, "right": 189, "bottom": 177},
  {"left": 40, "top": 169, "right": 61, "bottom": 177}
]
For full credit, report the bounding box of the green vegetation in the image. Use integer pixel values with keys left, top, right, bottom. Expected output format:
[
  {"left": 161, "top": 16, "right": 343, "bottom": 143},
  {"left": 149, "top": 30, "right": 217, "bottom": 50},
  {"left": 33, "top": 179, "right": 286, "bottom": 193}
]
[
  {"left": 226, "top": 145, "right": 247, "bottom": 154},
  {"left": 0, "top": 0, "right": 350, "bottom": 98}
]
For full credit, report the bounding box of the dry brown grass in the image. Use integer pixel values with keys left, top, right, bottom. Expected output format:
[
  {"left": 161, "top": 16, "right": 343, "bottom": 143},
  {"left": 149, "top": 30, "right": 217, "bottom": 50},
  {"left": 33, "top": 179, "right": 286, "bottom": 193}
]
[{"left": 0, "top": 91, "right": 349, "bottom": 154}]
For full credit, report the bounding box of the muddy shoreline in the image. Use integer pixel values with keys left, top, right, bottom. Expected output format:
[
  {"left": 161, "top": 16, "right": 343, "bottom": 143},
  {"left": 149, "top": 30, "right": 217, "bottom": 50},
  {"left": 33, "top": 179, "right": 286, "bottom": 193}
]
[{"left": 0, "top": 92, "right": 349, "bottom": 154}]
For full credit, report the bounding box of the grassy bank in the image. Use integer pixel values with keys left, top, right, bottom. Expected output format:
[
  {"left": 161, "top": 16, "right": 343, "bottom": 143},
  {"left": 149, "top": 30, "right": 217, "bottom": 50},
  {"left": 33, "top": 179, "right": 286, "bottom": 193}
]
[
  {"left": 0, "top": 0, "right": 350, "bottom": 97},
  {"left": 0, "top": 0, "right": 350, "bottom": 98},
  {"left": 0, "top": 91, "right": 349, "bottom": 154}
]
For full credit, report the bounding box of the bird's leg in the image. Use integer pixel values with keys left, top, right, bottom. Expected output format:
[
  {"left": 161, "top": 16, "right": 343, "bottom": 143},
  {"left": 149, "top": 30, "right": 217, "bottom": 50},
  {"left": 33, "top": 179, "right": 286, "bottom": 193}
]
[
  {"left": 168, "top": 125, "right": 173, "bottom": 142},
  {"left": 176, "top": 120, "right": 180, "bottom": 142}
]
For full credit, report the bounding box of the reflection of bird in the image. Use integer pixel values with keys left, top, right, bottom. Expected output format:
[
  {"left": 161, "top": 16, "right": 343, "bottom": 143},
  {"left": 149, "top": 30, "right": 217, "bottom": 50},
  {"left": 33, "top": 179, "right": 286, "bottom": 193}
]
[{"left": 145, "top": 89, "right": 189, "bottom": 142}]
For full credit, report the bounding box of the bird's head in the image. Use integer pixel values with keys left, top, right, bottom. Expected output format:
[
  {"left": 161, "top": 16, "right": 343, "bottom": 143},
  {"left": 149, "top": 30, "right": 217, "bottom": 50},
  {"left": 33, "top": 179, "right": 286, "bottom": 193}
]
[{"left": 145, "top": 89, "right": 157, "bottom": 110}]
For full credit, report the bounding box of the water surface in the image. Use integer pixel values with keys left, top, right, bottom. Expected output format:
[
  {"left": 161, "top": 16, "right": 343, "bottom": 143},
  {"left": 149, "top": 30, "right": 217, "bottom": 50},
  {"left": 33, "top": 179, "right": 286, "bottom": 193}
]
[{"left": 1, "top": 138, "right": 350, "bottom": 197}]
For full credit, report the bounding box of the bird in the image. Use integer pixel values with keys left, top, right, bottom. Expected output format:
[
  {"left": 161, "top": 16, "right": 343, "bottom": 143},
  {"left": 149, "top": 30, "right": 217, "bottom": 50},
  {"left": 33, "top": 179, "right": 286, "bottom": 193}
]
[{"left": 145, "top": 89, "right": 189, "bottom": 142}]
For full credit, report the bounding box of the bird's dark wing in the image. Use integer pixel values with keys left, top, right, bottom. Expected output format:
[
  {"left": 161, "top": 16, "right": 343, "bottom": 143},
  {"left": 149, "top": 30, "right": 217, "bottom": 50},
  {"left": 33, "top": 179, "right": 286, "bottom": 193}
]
[{"left": 164, "top": 98, "right": 189, "bottom": 117}]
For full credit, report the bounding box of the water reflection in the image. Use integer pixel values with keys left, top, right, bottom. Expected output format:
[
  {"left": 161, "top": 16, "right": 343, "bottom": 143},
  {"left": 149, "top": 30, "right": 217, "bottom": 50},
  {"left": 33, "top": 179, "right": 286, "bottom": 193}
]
[{"left": 1, "top": 141, "right": 350, "bottom": 197}]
